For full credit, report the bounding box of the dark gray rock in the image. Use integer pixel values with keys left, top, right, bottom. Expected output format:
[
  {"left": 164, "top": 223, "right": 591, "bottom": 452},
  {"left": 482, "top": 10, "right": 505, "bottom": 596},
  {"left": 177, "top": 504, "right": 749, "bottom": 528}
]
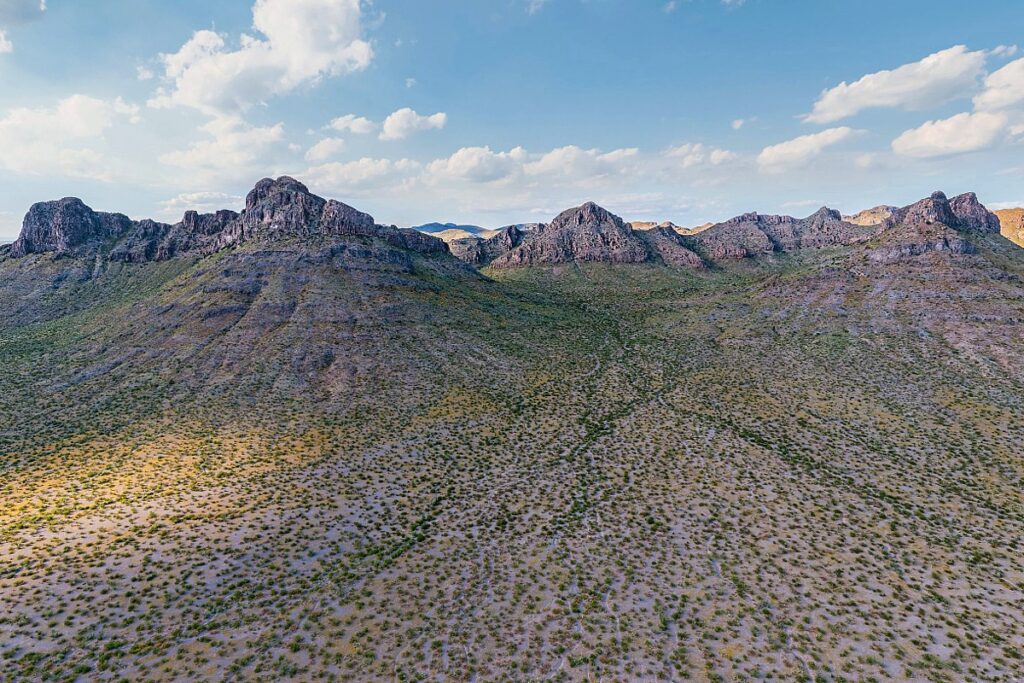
[
  {"left": 949, "top": 192, "right": 1001, "bottom": 232},
  {"left": 696, "top": 207, "right": 873, "bottom": 260},
  {"left": 490, "top": 203, "right": 651, "bottom": 268},
  {"left": 7, "top": 176, "right": 451, "bottom": 264},
  {"left": 867, "top": 190, "right": 1000, "bottom": 262},
  {"left": 11, "top": 198, "right": 132, "bottom": 257},
  {"left": 450, "top": 225, "right": 528, "bottom": 266}
]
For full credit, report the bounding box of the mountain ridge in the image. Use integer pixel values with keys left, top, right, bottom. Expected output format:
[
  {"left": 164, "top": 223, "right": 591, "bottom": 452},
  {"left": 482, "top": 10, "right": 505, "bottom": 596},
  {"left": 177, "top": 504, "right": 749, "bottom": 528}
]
[{"left": 4, "top": 180, "right": 1017, "bottom": 277}]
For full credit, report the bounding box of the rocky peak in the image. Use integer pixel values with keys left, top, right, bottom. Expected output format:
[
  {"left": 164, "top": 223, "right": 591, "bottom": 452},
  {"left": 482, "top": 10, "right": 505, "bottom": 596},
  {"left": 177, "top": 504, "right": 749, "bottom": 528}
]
[
  {"left": 886, "top": 190, "right": 1000, "bottom": 233},
  {"left": 949, "top": 192, "right": 1001, "bottom": 232},
  {"left": 240, "top": 176, "right": 328, "bottom": 237},
  {"left": 807, "top": 207, "right": 843, "bottom": 223},
  {"left": 10, "top": 197, "right": 131, "bottom": 258},
  {"left": 491, "top": 202, "right": 651, "bottom": 268}
]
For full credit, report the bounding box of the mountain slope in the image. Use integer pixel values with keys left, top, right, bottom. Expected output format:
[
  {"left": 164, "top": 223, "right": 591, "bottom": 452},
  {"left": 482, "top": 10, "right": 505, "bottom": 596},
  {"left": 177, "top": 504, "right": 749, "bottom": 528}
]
[{"left": 3, "top": 182, "right": 1024, "bottom": 682}]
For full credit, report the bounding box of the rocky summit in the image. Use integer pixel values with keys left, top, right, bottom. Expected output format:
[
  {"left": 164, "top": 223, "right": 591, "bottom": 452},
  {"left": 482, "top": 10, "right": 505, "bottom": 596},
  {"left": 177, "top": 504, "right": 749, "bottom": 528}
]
[
  {"left": 3, "top": 179, "right": 1024, "bottom": 683},
  {"left": 7, "top": 176, "right": 449, "bottom": 265}
]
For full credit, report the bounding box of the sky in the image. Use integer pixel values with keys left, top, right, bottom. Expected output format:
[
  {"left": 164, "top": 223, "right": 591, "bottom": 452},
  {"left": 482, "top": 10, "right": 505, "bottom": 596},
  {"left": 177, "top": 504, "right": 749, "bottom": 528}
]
[{"left": 1, "top": 0, "right": 1023, "bottom": 239}]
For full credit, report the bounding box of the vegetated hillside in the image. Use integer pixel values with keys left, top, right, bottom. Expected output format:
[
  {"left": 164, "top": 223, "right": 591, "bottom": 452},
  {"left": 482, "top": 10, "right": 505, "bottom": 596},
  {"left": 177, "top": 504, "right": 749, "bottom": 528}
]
[{"left": 1, "top": 181, "right": 1024, "bottom": 682}]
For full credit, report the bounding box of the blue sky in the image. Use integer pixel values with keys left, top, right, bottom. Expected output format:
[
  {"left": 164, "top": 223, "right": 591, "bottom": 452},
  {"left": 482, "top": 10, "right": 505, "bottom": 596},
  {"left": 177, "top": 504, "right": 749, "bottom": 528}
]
[{"left": 1, "top": 0, "right": 1023, "bottom": 239}]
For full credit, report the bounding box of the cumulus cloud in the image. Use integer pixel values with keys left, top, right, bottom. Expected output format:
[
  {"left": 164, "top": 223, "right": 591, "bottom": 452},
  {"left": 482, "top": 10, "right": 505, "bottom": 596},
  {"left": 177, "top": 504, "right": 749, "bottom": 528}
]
[
  {"left": 148, "top": 0, "right": 372, "bottom": 115},
  {"left": 426, "top": 146, "right": 527, "bottom": 182},
  {"left": 523, "top": 145, "right": 638, "bottom": 179},
  {"left": 664, "top": 143, "right": 737, "bottom": 168},
  {"left": 305, "top": 137, "right": 346, "bottom": 162},
  {"left": 159, "top": 191, "right": 243, "bottom": 217},
  {"left": 973, "top": 57, "right": 1024, "bottom": 111},
  {"left": 0, "top": 30, "right": 11, "bottom": 53},
  {"left": 757, "top": 127, "right": 858, "bottom": 172},
  {"left": 805, "top": 46, "right": 987, "bottom": 124},
  {"left": 891, "top": 111, "right": 1008, "bottom": 158},
  {"left": 379, "top": 108, "right": 447, "bottom": 141},
  {"left": 328, "top": 113, "right": 377, "bottom": 134},
  {"left": 304, "top": 157, "right": 421, "bottom": 195},
  {"left": 160, "top": 116, "right": 285, "bottom": 172},
  {"left": 0, "top": 94, "right": 139, "bottom": 180}
]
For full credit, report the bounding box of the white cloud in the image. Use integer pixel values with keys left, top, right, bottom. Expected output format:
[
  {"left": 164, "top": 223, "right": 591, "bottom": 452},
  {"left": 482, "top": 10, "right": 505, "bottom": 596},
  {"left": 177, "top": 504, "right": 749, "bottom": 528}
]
[
  {"left": 159, "top": 191, "right": 243, "bottom": 217},
  {"left": 731, "top": 119, "right": 745, "bottom": 130},
  {"left": 527, "top": 0, "right": 547, "bottom": 15},
  {"left": 160, "top": 116, "right": 285, "bottom": 172},
  {"left": 974, "top": 57, "right": 1024, "bottom": 111},
  {"left": 148, "top": 0, "right": 372, "bottom": 115},
  {"left": 304, "top": 137, "right": 346, "bottom": 162},
  {"left": 426, "top": 146, "right": 527, "bottom": 182},
  {"left": 805, "top": 46, "right": 987, "bottom": 124},
  {"left": 664, "top": 1, "right": 678, "bottom": 13},
  {"left": 304, "top": 157, "right": 421, "bottom": 195},
  {"left": 0, "top": 94, "right": 138, "bottom": 180},
  {"left": 379, "top": 108, "right": 447, "bottom": 141},
  {"left": 329, "top": 113, "right": 377, "bottom": 134},
  {"left": 136, "top": 65, "right": 155, "bottom": 81},
  {"left": 891, "top": 111, "right": 1007, "bottom": 158},
  {"left": 0, "top": 29, "right": 11, "bottom": 53},
  {"left": 757, "top": 127, "right": 858, "bottom": 172},
  {"left": 524, "top": 145, "right": 638, "bottom": 179},
  {"left": 665, "top": 143, "right": 737, "bottom": 168}
]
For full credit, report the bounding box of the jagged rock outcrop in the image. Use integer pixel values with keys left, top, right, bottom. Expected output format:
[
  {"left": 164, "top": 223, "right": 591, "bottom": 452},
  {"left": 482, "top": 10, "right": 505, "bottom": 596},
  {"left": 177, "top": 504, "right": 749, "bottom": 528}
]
[
  {"left": 450, "top": 225, "right": 528, "bottom": 266},
  {"left": 490, "top": 203, "right": 653, "bottom": 268},
  {"left": 10, "top": 198, "right": 133, "bottom": 258},
  {"left": 637, "top": 227, "right": 705, "bottom": 268},
  {"left": 696, "top": 207, "right": 873, "bottom": 260},
  {"left": 884, "top": 191, "right": 1000, "bottom": 233},
  {"left": 867, "top": 191, "right": 1001, "bottom": 263},
  {"left": 948, "top": 192, "right": 1002, "bottom": 232},
  {"left": 481, "top": 203, "right": 705, "bottom": 269},
  {"left": 6, "top": 176, "right": 449, "bottom": 265}
]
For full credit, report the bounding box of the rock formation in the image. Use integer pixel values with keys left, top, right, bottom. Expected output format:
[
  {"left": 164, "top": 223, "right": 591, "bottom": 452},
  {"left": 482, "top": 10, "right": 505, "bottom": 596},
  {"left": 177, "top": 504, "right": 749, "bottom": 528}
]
[
  {"left": 7, "top": 177, "right": 449, "bottom": 265},
  {"left": 449, "top": 225, "right": 528, "bottom": 266},
  {"left": 695, "top": 207, "right": 873, "bottom": 260},
  {"left": 862, "top": 191, "right": 1002, "bottom": 263}
]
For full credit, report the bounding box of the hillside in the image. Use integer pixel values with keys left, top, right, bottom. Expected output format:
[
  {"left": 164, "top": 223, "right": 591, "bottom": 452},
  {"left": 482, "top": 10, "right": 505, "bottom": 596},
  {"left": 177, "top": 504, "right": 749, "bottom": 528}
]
[{"left": 2, "top": 181, "right": 1024, "bottom": 682}]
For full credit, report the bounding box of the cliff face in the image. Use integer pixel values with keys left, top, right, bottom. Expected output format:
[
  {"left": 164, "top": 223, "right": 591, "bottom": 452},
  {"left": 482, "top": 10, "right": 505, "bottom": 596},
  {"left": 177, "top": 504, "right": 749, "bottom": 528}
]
[
  {"left": 866, "top": 192, "right": 1001, "bottom": 264},
  {"left": 11, "top": 198, "right": 133, "bottom": 258},
  {"left": 449, "top": 225, "right": 528, "bottom": 266},
  {"left": 694, "top": 207, "right": 874, "bottom": 260}
]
